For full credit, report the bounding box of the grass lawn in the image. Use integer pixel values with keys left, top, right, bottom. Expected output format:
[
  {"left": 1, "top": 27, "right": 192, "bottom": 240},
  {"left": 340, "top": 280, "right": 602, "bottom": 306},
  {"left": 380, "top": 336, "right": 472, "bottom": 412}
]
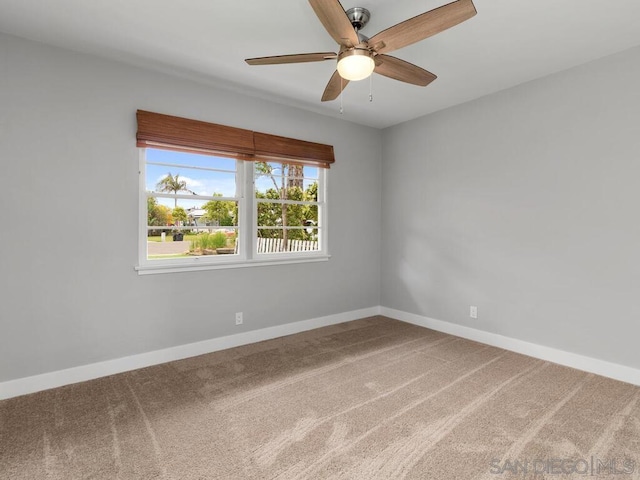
[{"left": 147, "top": 234, "right": 198, "bottom": 243}]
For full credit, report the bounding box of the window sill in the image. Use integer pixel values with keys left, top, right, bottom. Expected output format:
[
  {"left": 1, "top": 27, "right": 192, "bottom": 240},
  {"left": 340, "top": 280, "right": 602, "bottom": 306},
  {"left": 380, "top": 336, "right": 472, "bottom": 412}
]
[{"left": 135, "top": 254, "right": 330, "bottom": 275}]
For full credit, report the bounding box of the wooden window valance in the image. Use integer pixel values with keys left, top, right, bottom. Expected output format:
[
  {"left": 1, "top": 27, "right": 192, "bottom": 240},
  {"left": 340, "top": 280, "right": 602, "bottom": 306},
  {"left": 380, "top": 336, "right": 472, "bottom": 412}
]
[{"left": 136, "top": 110, "right": 335, "bottom": 168}]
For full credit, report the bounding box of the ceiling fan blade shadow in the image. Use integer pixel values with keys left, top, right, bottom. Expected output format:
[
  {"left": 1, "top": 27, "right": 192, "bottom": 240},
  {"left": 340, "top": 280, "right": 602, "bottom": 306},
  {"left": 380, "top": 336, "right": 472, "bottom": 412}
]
[
  {"left": 369, "top": 0, "right": 477, "bottom": 55},
  {"left": 322, "top": 70, "right": 349, "bottom": 101},
  {"left": 374, "top": 55, "right": 437, "bottom": 86},
  {"left": 246, "top": 52, "right": 337, "bottom": 65},
  {"left": 309, "top": 0, "right": 360, "bottom": 47}
]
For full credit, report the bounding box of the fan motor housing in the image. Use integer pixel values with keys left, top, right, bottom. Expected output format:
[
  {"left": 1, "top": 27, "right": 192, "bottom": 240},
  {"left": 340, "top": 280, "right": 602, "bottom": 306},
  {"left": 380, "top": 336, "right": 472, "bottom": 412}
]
[{"left": 346, "top": 7, "right": 371, "bottom": 30}]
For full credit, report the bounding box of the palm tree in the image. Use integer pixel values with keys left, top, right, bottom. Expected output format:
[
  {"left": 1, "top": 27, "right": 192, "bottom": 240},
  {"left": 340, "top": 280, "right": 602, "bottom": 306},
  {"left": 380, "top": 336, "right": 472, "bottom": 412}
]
[{"left": 156, "top": 173, "right": 187, "bottom": 207}]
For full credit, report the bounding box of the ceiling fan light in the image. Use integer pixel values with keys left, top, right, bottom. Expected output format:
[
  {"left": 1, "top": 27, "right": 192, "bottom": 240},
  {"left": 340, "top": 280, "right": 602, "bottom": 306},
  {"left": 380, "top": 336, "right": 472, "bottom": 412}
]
[{"left": 337, "top": 50, "right": 375, "bottom": 81}]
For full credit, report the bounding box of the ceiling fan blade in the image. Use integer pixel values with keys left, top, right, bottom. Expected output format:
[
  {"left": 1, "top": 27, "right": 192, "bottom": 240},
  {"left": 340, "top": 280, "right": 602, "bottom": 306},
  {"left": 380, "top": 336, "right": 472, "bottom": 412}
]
[
  {"left": 309, "top": 0, "right": 360, "bottom": 47},
  {"left": 322, "top": 70, "right": 349, "bottom": 102},
  {"left": 374, "top": 55, "right": 437, "bottom": 86},
  {"left": 369, "top": 0, "right": 477, "bottom": 55},
  {"left": 246, "top": 52, "right": 337, "bottom": 66}
]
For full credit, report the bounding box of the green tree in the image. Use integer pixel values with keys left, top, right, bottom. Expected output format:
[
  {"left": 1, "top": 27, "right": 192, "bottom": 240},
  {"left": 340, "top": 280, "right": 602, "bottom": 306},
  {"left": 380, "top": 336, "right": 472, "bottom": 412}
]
[
  {"left": 257, "top": 188, "right": 282, "bottom": 238},
  {"left": 147, "top": 196, "right": 170, "bottom": 226},
  {"left": 203, "top": 193, "right": 237, "bottom": 226},
  {"left": 255, "top": 163, "right": 320, "bottom": 244},
  {"left": 285, "top": 186, "right": 306, "bottom": 240},
  {"left": 172, "top": 206, "right": 188, "bottom": 227},
  {"left": 255, "top": 162, "right": 290, "bottom": 248},
  {"left": 302, "top": 181, "right": 318, "bottom": 240},
  {"left": 305, "top": 181, "right": 318, "bottom": 202},
  {"left": 156, "top": 173, "right": 188, "bottom": 207}
]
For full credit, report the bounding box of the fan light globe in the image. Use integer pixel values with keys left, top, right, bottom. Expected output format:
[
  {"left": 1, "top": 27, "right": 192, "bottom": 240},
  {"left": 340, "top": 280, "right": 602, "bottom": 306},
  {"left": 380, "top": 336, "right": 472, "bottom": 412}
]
[{"left": 337, "top": 50, "right": 375, "bottom": 81}]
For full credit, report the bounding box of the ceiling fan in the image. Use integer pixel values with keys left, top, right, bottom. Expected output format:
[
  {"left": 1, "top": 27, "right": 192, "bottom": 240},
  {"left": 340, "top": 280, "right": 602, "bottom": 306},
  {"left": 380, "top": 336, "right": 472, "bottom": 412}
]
[{"left": 245, "top": 0, "right": 477, "bottom": 102}]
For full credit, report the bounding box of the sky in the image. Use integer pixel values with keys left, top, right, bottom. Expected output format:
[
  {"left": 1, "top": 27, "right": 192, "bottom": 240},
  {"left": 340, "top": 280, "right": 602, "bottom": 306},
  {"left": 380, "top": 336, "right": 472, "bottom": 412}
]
[{"left": 146, "top": 148, "right": 319, "bottom": 211}]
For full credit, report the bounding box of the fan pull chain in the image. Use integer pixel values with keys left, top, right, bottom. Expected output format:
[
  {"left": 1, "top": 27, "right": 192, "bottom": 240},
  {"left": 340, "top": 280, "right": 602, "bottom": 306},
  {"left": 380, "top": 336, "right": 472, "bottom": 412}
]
[
  {"left": 369, "top": 74, "right": 373, "bottom": 102},
  {"left": 339, "top": 77, "right": 344, "bottom": 114}
]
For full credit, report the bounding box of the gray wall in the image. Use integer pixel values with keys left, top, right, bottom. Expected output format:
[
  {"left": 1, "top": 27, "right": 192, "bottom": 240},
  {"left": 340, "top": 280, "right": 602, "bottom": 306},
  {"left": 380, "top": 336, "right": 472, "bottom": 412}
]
[
  {"left": 0, "top": 33, "right": 382, "bottom": 382},
  {"left": 381, "top": 46, "right": 640, "bottom": 369},
  {"left": 3, "top": 29, "right": 639, "bottom": 384}
]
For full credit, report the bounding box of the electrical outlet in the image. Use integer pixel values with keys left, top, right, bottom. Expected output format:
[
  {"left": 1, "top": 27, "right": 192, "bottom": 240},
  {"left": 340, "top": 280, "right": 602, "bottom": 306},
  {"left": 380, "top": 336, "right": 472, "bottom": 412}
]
[
  {"left": 235, "top": 312, "right": 243, "bottom": 325},
  {"left": 470, "top": 306, "right": 478, "bottom": 319}
]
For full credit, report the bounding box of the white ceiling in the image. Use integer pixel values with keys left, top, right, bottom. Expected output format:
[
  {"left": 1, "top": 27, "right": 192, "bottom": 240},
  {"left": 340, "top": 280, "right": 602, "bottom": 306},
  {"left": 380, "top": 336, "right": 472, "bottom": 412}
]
[{"left": 1, "top": 0, "right": 640, "bottom": 129}]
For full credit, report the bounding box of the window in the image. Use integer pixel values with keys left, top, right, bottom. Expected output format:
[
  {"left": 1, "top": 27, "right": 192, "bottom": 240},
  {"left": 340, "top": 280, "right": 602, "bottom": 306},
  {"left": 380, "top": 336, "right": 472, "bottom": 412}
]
[
  {"left": 135, "top": 111, "right": 332, "bottom": 274},
  {"left": 255, "top": 161, "right": 324, "bottom": 255},
  {"left": 141, "top": 148, "right": 243, "bottom": 264}
]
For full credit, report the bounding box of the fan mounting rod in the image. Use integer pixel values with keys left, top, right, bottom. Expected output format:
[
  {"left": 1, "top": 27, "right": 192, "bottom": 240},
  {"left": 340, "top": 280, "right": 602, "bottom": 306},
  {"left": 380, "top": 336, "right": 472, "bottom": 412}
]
[{"left": 345, "top": 7, "right": 370, "bottom": 31}]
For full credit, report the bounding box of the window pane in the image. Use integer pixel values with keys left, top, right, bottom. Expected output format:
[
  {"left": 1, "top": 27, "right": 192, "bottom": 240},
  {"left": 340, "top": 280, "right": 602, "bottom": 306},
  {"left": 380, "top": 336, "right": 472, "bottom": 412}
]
[
  {"left": 146, "top": 149, "right": 237, "bottom": 197},
  {"left": 254, "top": 162, "right": 318, "bottom": 201},
  {"left": 147, "top": 197, "right": 238, "bottom": 229},
  {"left": 147, "top": 149, "right": 237, "bottom": 170},
  {"left": 257, "top": 203, "right": 317, "bottom": 228},
  {"left": 147, "top": 194, "right": 239, "bottom": 261},
  {"left": 148, "top": 197, "right": 200, "bottom": 228},
  {"left": 147, "top": 228, "right": 238, "bottom": 260},
  {"left": 190, "top": 199, "right": 239, "bottom": 230},
  {"left": 256, "top": 229, "right": 319, "bottom": 253},
  {"left": 144, "top": 147, "right": 243, "bottom": 264},
  {"left": 187, "top": 229, "right": 239, "bottom": 257},
  {"left": 146, "top": 226, "right": 193, "bottom": 260},
  {"left": 253, "top": 161, "right": 321, "bottom": 257}
]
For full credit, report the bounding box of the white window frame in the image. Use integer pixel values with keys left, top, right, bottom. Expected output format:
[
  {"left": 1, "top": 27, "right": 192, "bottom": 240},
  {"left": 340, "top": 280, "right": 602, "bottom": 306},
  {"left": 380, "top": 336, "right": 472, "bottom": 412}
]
[
  {"left": 252, "top": 161, "right": 327, "bottom": 261},
  {"left": 136, "top": 150, "right": 329, "bottom": 275}
]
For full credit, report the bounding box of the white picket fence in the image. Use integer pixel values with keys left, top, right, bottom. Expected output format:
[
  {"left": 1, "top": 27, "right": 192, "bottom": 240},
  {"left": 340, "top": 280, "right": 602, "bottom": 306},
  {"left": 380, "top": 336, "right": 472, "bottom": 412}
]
[{"left": 256, "top": 237, "right": 318, "bottom": 253}]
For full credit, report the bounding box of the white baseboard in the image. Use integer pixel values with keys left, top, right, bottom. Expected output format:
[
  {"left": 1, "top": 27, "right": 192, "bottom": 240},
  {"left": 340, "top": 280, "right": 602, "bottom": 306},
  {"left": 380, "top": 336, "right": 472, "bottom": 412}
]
[
  {"left": 0, "top": 306, "right": 381, "bottom": 400},
  {"left": 381, "top": 307, "right": 640, "bottom": 387}
]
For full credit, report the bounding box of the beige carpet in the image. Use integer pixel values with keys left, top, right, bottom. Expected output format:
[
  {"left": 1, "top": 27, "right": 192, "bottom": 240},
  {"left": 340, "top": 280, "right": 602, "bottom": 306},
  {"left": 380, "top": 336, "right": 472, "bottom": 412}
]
[{"left": 1, "top": 316, "right": 639, "bottom": 479}]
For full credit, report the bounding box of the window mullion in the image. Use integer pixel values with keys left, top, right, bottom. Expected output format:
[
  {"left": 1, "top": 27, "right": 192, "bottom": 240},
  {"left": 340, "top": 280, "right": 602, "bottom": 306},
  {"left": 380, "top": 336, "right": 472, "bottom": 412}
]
[
  {"left": 244, "top": 161, "right": 255, "bottom": 260},
  {"left": 320, "top": 169, "right": 328, "bottom": 253}
]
